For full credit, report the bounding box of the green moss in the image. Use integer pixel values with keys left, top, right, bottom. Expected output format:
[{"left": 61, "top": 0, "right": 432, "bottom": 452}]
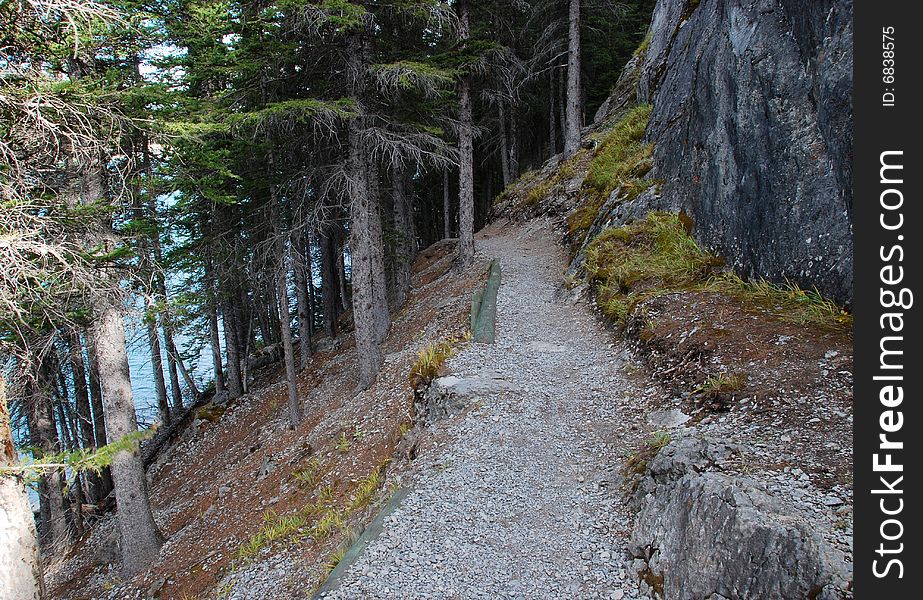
[
  {"left": 524, "top": 180, "right": 552, "bottom": 206},
  {"left": 583, "top": 211, "right": 852, "bottom": 331},
  {"left": 634, "top": 30, "right": 653, "bottom": 58},
  {"left": 585, "top": 212, "right": 720, "bottom": 323},
  {"left": 566, "top": 105, "right": 655, "bottom": 246},
  {"left": 584, "top": 104, "right": 653, "bottom": 200}
]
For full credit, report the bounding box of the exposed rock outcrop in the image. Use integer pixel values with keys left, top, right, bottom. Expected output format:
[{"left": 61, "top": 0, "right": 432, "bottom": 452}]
[
  {"left": 628, "top": 437, "right": 851, "bottom": 599},
  {"left": 639, "top": 0, "right": 853, "bottom": 303}
]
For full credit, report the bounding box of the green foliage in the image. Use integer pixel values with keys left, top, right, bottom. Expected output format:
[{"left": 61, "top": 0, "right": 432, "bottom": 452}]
[
  {"left": 336, "top": 431, "right": 351, "bottom": 454},
  {"left": 230, "top": 99, "right": 358, "bottom": 133},
  {"left": 3, "top": 430, "right": 153, "bottom": 481}
]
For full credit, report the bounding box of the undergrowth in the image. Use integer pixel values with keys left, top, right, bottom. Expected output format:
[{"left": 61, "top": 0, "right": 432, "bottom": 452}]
[
  {"left": 583, "top": 211, "right": 851, "bottom": 331},
  {"left": 232, "top": 461, "right": 389, "bottom": 566},
  {"left": 624, "top": 431, "right": 671, "bottom": 478},
  {"left": 586, "top": 211, "right": 719, "bottom": 322},
  {"left": 408, "top": 335, "right": 467, "bottom": 390},
  {"left": 567, "top": 104, "right": 655, "bottom": 245}
]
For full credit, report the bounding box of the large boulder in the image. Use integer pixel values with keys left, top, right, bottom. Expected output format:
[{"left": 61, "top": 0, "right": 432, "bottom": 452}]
[
  {"left": 629, "top": 437, "right": 850, "bottom": 599},
  {"left": 638, "top": 0, "right": 853, "bottom": 304}
]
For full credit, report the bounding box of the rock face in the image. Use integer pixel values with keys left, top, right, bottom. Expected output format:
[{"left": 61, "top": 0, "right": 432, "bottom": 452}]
[
  {"left": 629, "top": 437, "right": 850, "bottom": 599},
  {"left": 638, "top": 0, "right": 853, "bottom": 303},
  {"left": 417, "top": 372, "right": 519, "bottom": 425}
]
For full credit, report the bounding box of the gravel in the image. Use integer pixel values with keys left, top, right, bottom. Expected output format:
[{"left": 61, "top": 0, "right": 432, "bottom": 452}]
[{"left": 324, "top": 220, "right": 650, "bottom": 600}]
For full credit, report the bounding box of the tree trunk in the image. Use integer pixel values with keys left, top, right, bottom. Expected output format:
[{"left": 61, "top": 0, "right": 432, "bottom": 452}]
[
  {"left": 366, "top": 161, "right": 391, "bottom": 343},
  {"left": 221, "top": 294, "right": 244, "bottom": 399},
  {"left": 338, "top": 240, "right": 349, "bottom": 313},
  {"left": 549, "top": 69, "right": 557, "bottom": 156},
  {"left": 204, "top": 254, "right": 226, "bottom": 394},
  {"left": 171, "top": 351, "right": 201, "bottom": 402},
  {"left": 443, "top": 168, "right": 452, "bottom": 239},
  {"left": 320, "top": 224, "right": 339, "bottom": 340},
  {"left": 563, "top": 0, "right": 582, "bottom": 157},
  {"left": 162, "top": 319, "right": 183, "bottom": 412},
  {"left": 67, "top": 332, "right": 97, "bottom": 477},
  {"left": 456, "top": 0, "right": 475, "bottom": 268},
  {"left": 146, "top": 319, "right": 170, "bottom": 425},
  {"left": 0, "top": 376, "right": 44, "bottom": 600},
  {"left": 509, "top": 107, "right": 519, "bottom": 179},
  {"left": 347, "top": 33, "right": 384, "bottom": 389},
  {"left": 348, "top": 143, "right": 383, "bottom": 388},
  {"left": 293, "top": 230, "right": 313, "bottom": 369},
  {"left": 499, "top": 104, "right": 511, "bottom": 188},
  {"left": 276, "top": 248, "right": 302, "bottom": 428},
  {"left": 85, "top": 335, "right": 113, "bottom": 503},
  {"left": 26, "top": 381, "right": 68, "bottom": 549},
  {"left": 91, "top": 304, "right": 164, "bottom": 575},
  {"left": 268, "top": 160, "right": 303, "bottom": 428},
  {"left": 392, "top": 162, "right": 414, "bottom": 308}
]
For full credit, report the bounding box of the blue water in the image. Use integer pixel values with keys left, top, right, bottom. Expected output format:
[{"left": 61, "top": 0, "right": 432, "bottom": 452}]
[{"left": 124, "top": 317, "right": 216, "bottom": 427}]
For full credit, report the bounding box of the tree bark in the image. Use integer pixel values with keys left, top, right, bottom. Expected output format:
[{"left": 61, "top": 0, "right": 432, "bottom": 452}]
[
  {"left": 442, "top": 168, "right": 452, "bottom": 239},
  {"left": 221, "top": 294, "right": 244, "bottom": 399},
  {"left": 549, "top": 69, "right": 557, "bottom": 156},
  {"left": 85, "top": 335, "right": 113, "bottom": 503},
  {"left": 293, "top": 230, "right": 313, "bottom": 369},
  {"left": 0, "top": 376, "right": 44, "bottom": 600},
  {"left": 367, "top": 162, "right": 391, "bottom": 344},
  {"left": 90, "top": 304, "right": 164, "bottom": 575},
  {"left": 563, "top": 0, "right": 582, "bottom": 157},
  {"left": 347, "top": 33, "right": 384, "bottom": 389},
  {"left": 456, "top": 0, "right": 475, "bottom": 268},
  {"left": 391, "top": 162, "right": 414, "bottom": 308}
]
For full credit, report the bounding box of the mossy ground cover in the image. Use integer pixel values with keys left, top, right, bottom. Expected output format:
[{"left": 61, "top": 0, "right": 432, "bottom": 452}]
[
  {"left": 567, "top": 104, "right": 656, "bottom": 244},
  {"left": 584, "top": 212, "right": 851, "bottom": 332}
]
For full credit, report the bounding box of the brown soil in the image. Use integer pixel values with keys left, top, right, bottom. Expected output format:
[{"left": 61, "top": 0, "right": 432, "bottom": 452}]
[
  {"left": 46, "top": 239, "right": 486, "bottom": 600},
  {"left": 623, "top": 290, "right": 853, "bottom": 489}
]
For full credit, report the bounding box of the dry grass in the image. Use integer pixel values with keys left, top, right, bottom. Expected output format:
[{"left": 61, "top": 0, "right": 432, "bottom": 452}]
[{"left": 584, "top": 211, "right": 851, "bottom": 332}]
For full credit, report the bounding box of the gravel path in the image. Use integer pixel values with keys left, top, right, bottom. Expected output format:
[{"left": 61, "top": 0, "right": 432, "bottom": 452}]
[{"left": 324, "top": 220, "right": 649, "bottom": 600}]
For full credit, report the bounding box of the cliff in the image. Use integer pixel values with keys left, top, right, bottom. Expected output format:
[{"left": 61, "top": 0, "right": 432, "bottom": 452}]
[{"left": 639, "top": 0, "right": 853, "bottom": 303}]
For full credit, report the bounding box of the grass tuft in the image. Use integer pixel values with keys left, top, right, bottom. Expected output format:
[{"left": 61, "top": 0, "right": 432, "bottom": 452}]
[
  {"left": 408, "top": 337, "right": 461, "bottom": 390},
  {"left": 624, "top": 431, "right": 671, "bottom": 478},
  {"left": 583, "top": 104, "right": 653, "bottom": 201},
  {"left": 585, "top": 212, "right": 721, "bottom": 323},
  {"left": 703, "top": 273, "right": 853, "bottom": 330},
  {"left": 584, "top": 211, "right": 851, "bottom": 331},
  {"left": 696, "top": 372, "right": 747, "bottom": 397}
]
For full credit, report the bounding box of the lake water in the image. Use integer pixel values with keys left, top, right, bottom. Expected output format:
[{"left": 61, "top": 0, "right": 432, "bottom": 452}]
[{"left": 124, "top": 316, "right": 216, "bottom": 426}]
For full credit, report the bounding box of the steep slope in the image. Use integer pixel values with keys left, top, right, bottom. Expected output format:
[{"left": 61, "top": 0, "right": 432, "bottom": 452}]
[{"left": 44, "top": 241, "right": 485, "bottom": 599}]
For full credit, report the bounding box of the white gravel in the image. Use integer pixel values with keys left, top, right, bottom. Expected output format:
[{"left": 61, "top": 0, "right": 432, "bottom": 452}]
[{"left": 324, "top": 220, "right": 650, "bottom": 600}]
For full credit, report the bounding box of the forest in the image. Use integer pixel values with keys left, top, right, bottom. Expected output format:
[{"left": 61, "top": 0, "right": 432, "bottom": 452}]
[{"left": 1, "top": 0, "right": 654, "bottom": 595}]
